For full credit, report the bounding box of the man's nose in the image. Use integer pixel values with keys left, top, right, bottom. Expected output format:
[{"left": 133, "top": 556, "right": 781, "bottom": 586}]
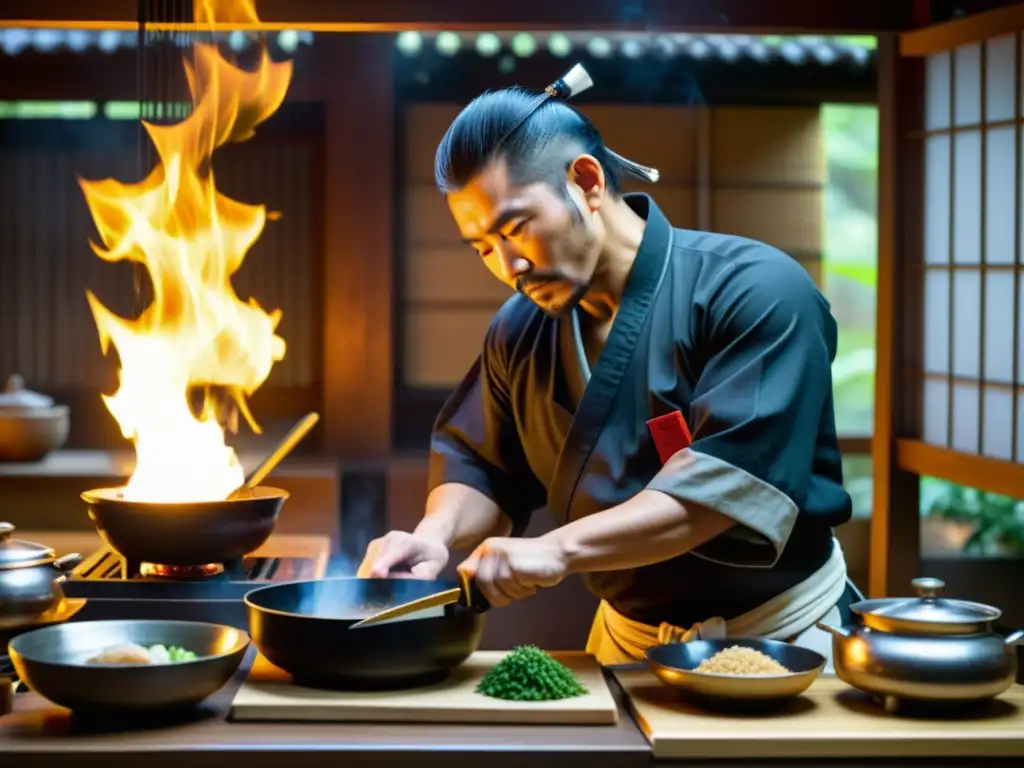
[{"left": 496, "top": 245, "right": 531, "bottom": 283}]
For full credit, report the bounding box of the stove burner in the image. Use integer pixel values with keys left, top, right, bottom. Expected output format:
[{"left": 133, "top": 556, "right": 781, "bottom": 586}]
[
  {"left": 139, "top": 561, "right": 225, "bottom": 579},
  {"left": 63, "top": 545, "right": 321, "bottom": 601},
  {"left": 70, "top": 547, "right": 301, "bottom": 583},
  {"left": 56, "top": 543, "right": 326, "bottom": 631}
]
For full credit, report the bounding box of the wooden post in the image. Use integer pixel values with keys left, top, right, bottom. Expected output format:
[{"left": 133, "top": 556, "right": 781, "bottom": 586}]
[
  {"left": 870, "top": 33, "right": 924, "bottom": 598},
  {"left": 319, "top": 35, "right": 395, "bottom": 459}
]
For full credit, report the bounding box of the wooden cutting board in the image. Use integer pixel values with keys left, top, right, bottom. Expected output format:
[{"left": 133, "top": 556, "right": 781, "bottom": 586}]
[
  {"left": 614, "top": 669, "right": 1024, "bottom": 759},
  {"left": 229, "top": 650, "right": 619, "bottom": 724}
]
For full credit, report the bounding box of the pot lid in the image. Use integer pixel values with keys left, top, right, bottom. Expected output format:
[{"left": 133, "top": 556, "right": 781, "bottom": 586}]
[
  {"left": 855, "top": 577, "right": 1001, "bottom": 626},
  {"left": 0, "top": 374, "right": 54, "bottom": 410},
  {"left": 0, "top": 522, "right": 57, "bottom": 568}
]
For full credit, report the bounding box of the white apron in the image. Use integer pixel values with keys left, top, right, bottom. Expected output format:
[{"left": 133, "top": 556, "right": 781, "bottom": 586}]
[{"left": 585, "top": 537, "right": 849, "bottom": 672}]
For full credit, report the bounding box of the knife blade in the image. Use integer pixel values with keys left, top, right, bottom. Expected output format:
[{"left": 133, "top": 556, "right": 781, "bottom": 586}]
[{"left": 348, "top": 571, "right": 491, "bottom": 629}]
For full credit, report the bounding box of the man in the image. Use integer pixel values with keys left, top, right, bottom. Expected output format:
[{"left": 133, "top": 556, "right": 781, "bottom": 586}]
[{"left": 358, "top": 64, "right": 858, "bottom": 667}]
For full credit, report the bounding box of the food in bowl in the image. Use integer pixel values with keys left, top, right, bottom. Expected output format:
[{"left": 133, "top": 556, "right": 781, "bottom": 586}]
[
  {"left": 694, "top": 645, "right": 791, "bottom": 675},
  {"left": 86, "top": 642, "right": 198, "bottom": 665}
]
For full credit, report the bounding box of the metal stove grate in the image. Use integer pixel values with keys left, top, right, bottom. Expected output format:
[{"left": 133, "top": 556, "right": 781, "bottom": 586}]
[
  {"left": 63, "top": 546, "right": 320, "bottom": 603},
  {"left": 72, "top": 548, "right": 287, "bottom": 582}
]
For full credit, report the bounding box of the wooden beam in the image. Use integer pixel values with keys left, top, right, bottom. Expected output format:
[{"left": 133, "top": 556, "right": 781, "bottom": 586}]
[
  {"left": 0, "top": 0, "right": 138, "bottom": 24},
  {"left": 838, "top": 436, "right": 873, "bottom": 455},
  {"left": 0, "top": 51, "right": 333, "bottom": 102},
  {"left": 0, "top": 53, "right": 138, "bottom": 101},
  {"left": 897, "top": 440, "right": 1024, "bottom": 499},
  {"left": 869, "top": 34, "right": 924, "bottom": 599},
  {"left": 901, "top": 1, "right": 1024, "bottom": 56},
  {"left": 0, "top": 0, "right": 915, "bottom": 33},
  {"left": 318, "top": 36, "right": 393, "bottom": 459}
]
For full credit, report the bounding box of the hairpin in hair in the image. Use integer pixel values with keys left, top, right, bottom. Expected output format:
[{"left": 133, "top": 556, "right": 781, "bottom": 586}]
[{"left": 495, "top": 62, "right": 659, "bottom": 184}]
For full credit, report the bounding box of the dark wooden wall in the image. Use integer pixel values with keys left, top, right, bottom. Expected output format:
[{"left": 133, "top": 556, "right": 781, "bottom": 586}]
[
  {"left": 0, "top": 37, "right": 396, "bottom": 460},
  {"left": 0, "top": 112, "right": 325, "bottom": 447}
]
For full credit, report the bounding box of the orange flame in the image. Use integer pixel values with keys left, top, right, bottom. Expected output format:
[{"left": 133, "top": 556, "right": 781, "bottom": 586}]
[{"left": 80, "top": 0, "right": 293, "bottom": 502}]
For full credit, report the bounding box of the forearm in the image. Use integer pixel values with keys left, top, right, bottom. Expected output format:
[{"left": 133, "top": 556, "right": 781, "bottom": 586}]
[
  {"left": 544, "top": 489, "right": 735, "bottom": 573},
  {"left": 415, "top": 482, "right": 512, "bottom": 551}
]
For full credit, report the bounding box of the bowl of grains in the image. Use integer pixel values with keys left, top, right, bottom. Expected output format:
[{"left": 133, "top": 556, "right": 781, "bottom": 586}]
[{"left": 645, "top": 638, "right": 826, "bottom": 703}]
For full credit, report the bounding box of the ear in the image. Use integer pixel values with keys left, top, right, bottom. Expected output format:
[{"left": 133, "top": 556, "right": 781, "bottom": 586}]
[{"left": 566, "top": 154, "right": 606, "bottom": 212}]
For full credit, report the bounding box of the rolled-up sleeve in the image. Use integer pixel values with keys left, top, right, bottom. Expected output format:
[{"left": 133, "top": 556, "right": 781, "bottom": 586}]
[
  {"left": 646, "top": 254, "right": 837, "bottom": 567},
  {"left": 427, "top": 317, "right": 547, "bottom": 536}
]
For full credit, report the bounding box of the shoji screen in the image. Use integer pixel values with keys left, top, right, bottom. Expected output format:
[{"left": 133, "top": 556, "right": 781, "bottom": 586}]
[{"left": 919, "top": 37, "right": 1022, "bottom": 461}]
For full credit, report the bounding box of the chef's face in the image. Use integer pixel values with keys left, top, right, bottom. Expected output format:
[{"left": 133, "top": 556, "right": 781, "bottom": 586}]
[{"left": 446, "top": 155, "right": 606, "bottom": 318}]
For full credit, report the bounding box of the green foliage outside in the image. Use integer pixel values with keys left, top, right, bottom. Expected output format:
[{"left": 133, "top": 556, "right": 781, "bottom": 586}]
[
  {"left": 921, "top": 477, "right": 1024, "bottom": 556},
  {"left": 821, "top": 103, "right": 879, "bottom": 438}
]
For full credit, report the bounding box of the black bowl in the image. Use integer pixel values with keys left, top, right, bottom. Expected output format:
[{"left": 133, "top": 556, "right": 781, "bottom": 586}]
[
  {"left": 244, "top": 577, "right": 485, "bottom": 690},
  {"left": 9, "top": 619, "right": 250, "bottom": 713},
  {"left": 82, "top": 486, "right": 288, "bottom": 565}
]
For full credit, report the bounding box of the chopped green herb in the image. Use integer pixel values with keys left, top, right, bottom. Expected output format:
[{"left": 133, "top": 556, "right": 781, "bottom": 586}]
[
  {"left": 146, "top": 644, "right": 198, "bottom": 663},
  {"left": 476, "top": 645, "right": 588, "bottom": 701}
]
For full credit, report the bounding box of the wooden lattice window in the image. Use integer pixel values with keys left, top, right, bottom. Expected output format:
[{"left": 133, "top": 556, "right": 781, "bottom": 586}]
[
  {"left": 919, "top": 37, "right": 1022, "bottom": 460},
  {"left": 898, "top": 20, "right": 1024, "bottom": 496},
  {"left": 872, "top": 8, "right": 1024, "bottom": 600}
]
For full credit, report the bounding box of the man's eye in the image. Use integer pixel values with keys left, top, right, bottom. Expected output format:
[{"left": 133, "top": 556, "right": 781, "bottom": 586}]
[{"left": 506, "top": 220, "right": 527, "bottom": 237}]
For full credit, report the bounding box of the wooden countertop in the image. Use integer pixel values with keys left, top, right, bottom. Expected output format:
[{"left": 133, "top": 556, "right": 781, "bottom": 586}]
[
  {"left": 615, "top": 667, "right": 1024, "bottom": 762},
  {"left": 4, "top": 654, "right": 1024, "bottom": 768},
  {"left": 0, "top": 648, "right": 651, "bottom": 768}
]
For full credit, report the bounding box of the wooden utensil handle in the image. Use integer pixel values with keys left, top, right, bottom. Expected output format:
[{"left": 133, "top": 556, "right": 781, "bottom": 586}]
[
  {"left": 460, "top": 571, "right": 491, "bottom": 613},
  {"left": 238, "top": 412, "right": 320, "bottom": 493}
]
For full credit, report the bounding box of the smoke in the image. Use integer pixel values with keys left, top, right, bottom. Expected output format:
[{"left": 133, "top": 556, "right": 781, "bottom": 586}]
[
  {"left": 254, "top": 572, "right": 444, "bottom": 623},
  {"left": 336, "top": 469, "right": 389, "bottom": 576}
]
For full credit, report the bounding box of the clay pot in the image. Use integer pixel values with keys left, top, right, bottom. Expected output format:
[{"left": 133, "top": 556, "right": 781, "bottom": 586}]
[{"left": 0, "top": 374, "right": 69, "bottom": 462}]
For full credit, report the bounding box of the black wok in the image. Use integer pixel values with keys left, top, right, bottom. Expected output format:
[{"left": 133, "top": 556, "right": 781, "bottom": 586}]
[
  {"left": 82, "top": 486, "right": 289, "bottom": 566},
  {"left": 243, "top": 577, "right": 485, "bottom": 690}
]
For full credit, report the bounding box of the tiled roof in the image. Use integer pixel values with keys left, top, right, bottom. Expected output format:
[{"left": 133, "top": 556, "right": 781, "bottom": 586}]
[
  {"left": 0, "top": 28, "right": 314, "bottom": 55},
  {"left": 396, "top": 32, "right": 876, "bottom": 67}
]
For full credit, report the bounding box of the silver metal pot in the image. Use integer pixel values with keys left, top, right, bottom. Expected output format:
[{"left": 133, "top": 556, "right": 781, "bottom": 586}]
[
  {"left": 0, "top": 523, "right": 82, "bottom": 628},
  {"left": 817, "top": 577, "right": 1022, "bottom": 713}
]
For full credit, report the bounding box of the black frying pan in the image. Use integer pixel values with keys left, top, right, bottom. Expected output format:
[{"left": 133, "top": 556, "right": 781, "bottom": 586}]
[{"left": 242, "top": 577, "right": 485, "bottom": 690}]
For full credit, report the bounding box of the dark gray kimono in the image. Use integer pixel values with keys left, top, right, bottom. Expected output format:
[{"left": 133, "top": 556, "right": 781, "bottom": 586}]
[{"left": 428, "top": 194, "right": 852, "bottom": 628}]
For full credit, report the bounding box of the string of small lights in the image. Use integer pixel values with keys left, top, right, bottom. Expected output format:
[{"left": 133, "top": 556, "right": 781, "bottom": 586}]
[
  {"left": 395, "top": 31, "right": 875, "bottom": 68},
  {"left": 0, "top": 27, "right": 314, "bottom": 55}
]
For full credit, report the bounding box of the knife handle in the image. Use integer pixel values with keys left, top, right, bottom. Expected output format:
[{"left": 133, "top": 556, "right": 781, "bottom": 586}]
[{"left": 459, "top": 571, "right": 491, "bottom": 613}]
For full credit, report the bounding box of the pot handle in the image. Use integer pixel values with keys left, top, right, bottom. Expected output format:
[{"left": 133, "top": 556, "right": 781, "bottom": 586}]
[
  {"left": 54, "top": 553, "right": 83, "bottom": 572},
  {"left": 815, "top": 620, "right": 852, "bottom": 639},
  {"left": 1005, "top": 629, "right": 1024, "bottom": 646}
]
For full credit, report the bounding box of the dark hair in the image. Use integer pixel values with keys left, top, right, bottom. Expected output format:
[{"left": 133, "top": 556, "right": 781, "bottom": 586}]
[{"left": 434, "top": 87, "right": 624, "bottom": 196}]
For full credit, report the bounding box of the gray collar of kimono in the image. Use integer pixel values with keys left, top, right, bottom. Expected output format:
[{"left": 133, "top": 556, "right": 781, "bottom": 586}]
[{"left": 547, "top": 191, "right": 674, "bottom": 523}]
